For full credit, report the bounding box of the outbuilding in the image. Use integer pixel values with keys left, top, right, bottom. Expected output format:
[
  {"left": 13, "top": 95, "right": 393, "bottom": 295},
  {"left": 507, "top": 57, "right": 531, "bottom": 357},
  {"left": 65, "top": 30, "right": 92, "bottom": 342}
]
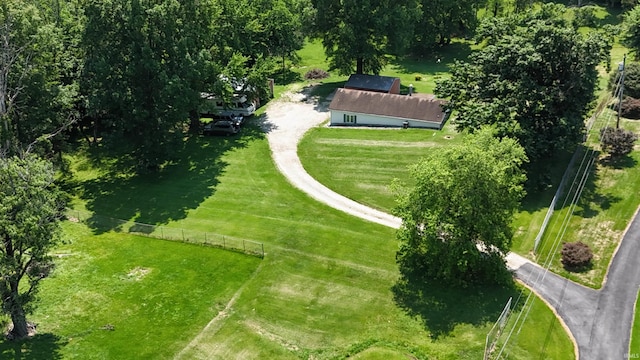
[
  {"left": 344, "top": 74, "right": 401, "bottom": 94},
  {"left": 328, "top": 88, "right": 449, "bottom": 129}
]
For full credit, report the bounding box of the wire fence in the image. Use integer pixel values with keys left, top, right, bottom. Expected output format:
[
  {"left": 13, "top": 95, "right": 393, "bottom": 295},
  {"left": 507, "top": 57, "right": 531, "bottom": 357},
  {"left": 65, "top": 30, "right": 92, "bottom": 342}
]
[{"left": 65, "top": 209, "right": 264, "bottom": 258}]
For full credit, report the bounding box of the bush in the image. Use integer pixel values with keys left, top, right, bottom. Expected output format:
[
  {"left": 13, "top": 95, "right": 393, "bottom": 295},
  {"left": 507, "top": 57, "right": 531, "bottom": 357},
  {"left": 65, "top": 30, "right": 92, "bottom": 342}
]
[
  {"left": 609, "top": 62, "right": 640, "bottom": 99},
  {"left": 304, "top": 68, "right": 329, "bottom": 80},
  {"left": 561, "top": 242, "right": 593, "bottom": 270},
  {"left": 600, "top": 126, "right": 639, "bottom": 158},
  {"left": 620, "top": 96, "right": 640, "bottom": 119}
]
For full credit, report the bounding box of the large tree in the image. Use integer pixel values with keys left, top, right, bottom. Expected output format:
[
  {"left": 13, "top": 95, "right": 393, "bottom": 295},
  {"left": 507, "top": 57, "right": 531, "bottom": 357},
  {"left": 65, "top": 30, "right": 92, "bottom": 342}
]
[
  {"left": 394, "top": 127, "right": 527, "bottom": 286},
  {"left": 413, "top": 0, "right": 476, "bottom": 53},
  {"left": 312, "top": 0, "right": 419, "bottom": 75},
  {"left": 82, "top": 0, "right": 219, "bottom": 171},
  {"left": 0, "top": 0, "right": 78, "bottom": 157},
  {"left": 0, "top": 155, "right": 64, "bottom": 339},
  {"left": 436, "top": 4, "right": 611, "bottom": 163}
]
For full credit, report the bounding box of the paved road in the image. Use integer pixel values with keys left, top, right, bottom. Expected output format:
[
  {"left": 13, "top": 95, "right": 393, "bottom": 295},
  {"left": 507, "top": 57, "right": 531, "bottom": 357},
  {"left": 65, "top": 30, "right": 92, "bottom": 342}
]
[{"left": 263, "top": 92, "right": 640, "bottom": 359}]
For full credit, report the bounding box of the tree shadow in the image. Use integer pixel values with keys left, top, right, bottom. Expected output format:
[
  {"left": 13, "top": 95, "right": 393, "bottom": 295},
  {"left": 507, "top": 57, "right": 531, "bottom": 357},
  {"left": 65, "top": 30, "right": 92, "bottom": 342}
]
[
  {"left": 0, "top": 333, "right": 66, "bottom": 360},
  {"left": 596, "top": 6, "right": 623, "bottom": 27},
  {"left": 273, "top": 68, "right": 302, "bottom": 86},
  {"left": 307, "top": 80, "right": 345, "bottom": 101},
  {"left": 520, "top": 150, "right": 574, "bottom": 214},
  {"left": 391, "top": 41, "right": 474, "bottom": 75},
  {"left": 599, "top": 153, "right": 638, "bottom": 170},
  {"left": 571, "top": 152, "right": 623, "bottom": 218},
  {"left": 392, "top": 275, "right": 519, "bottom": 339},
  {"left": 76, "top": 120, "right": 266, "bottom": 233}
]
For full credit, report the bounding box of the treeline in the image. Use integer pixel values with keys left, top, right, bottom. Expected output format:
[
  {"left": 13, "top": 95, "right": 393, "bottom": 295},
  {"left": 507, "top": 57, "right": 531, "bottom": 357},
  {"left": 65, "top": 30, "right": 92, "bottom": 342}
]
[
  {"left": 0, "top": 0, "right": 308, "bottom": 170},
  {"left": 0, "top": 0, "right": 635, "bottom": 171}
]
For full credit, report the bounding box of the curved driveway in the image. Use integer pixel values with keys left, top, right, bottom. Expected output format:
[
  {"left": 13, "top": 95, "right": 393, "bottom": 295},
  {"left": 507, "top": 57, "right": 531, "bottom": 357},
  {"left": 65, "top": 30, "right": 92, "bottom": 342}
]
[{"left": 263, "top": 92, "right": 640, "bottom": 359}]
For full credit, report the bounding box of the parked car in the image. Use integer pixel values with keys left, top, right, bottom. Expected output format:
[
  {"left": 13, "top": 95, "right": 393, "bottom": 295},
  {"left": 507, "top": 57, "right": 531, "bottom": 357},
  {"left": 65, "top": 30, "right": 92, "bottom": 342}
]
[
  {"left": 203, "top": 120, "right": 239, "bottom": 136},
  {"left": 210, "top": 113, "right": 244, "bottom": 127}
]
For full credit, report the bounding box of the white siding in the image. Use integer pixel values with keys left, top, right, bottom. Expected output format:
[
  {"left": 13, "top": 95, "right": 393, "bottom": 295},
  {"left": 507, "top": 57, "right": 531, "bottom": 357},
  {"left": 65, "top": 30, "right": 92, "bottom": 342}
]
[{"left": 330, "top": 110, "right": 441, "bottom": 129}]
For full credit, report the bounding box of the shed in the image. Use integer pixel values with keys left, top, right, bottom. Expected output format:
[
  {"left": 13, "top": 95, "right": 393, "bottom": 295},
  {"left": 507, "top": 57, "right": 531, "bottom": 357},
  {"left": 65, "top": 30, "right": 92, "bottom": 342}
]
[
  {"left": 344, "top": 74, "right": 401, "bottom": 94},
  {"left": 328, "top": 89, "right": 449, "bottom": 129}
]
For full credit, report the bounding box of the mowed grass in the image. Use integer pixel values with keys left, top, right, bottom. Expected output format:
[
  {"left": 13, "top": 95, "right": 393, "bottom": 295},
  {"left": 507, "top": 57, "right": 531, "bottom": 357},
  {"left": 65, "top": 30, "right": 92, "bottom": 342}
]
[
  {"left": 631, "top": 289, "right": 640, "bottom": 357},
  {"left": 299, "top": 124, "right": 463, "bottom": 212},
  {"left": 39, "top": 115, "right": 575, "bottom": 359},
  {"left": 0, "top": 222, "right": 261, "bottom": 359},
  {"left": 274, "top": 38, "right": 475, "bottom": 100},
  {"left": 298, "top": 106, "right": 640, "bottom": 290},
  {"left": 532, "top": 114, "right": 640, "bottom": 288}
]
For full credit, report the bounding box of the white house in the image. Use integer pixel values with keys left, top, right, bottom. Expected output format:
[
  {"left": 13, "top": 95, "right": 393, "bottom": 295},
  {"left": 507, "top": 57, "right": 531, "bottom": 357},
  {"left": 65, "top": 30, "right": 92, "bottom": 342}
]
[{"left": 328, "top": 88, "right": 449, "bottom": 129}]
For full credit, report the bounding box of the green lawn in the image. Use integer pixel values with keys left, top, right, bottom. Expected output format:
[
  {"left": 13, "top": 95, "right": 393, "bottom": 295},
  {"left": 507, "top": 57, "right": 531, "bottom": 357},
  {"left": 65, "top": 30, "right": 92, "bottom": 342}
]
[
  {"left": 532, "top": 114, "right": 640, "bottom": 288},
  {"left": 0, "top": 222, "right": 261, "bottom": 359},
  {"left": 8, "top": 113, "right": 575, "bottom": 358},
  {"left": 272, "top": 38, "right": 476, "bottom": 101},
  {"left": 631, "top": 289, "right": 640, "bottom": 358},
  {"left": 298, "top": 124, "right": 463, "bottom": 212}
]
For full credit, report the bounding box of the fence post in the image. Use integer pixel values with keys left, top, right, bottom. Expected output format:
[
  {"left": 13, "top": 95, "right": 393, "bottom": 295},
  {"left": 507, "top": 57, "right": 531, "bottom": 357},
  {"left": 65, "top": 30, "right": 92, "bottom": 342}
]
[
  {"left": 182, "top": 229, "right": 185, "bottom": 242},
  {"left": 261, "top": 243, "right": 264, "bottom": 258},
  {"left": 204, "top": 232, "right": 207, "bottom": 244},
  {"left": 243, "top": 240, "right": 246, "bottom": 252}
]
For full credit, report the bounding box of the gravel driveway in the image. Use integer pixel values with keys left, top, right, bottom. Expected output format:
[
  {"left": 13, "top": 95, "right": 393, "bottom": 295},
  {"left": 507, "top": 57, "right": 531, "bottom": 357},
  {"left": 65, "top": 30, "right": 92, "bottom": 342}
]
[{"left": 262, "top": 87, "right": 640, "bottom": 359}]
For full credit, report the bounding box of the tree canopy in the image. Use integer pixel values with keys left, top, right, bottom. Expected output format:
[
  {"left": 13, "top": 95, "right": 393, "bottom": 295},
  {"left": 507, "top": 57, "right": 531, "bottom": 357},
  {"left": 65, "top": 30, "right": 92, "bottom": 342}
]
[
  {"left": 394, "top": 128, "right": 527, "bottom": 287},
  {"left": 622, "top": 5, "right": 640, "bottom": 59},
  {"left": 0, "top": 0, "right": 79, "bottom": 156},
  {"left": 0, "top": 155, "right": 64, "bottom": 339},
  {"left": 436, "top": 5, "right": 612, "bottom": 163},
  {"left": 311, "top": 0, "right": 419, "bottom": 75}
]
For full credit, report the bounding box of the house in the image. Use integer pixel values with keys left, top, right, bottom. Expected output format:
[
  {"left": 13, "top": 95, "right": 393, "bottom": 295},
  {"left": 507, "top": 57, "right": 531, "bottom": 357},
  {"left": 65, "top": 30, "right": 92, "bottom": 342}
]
[
  {"left": 344, "top": 74, "right": 401, "bottom": 94},
  {"left": 329, "top": 88, "right": 449, "bottom": 129}
]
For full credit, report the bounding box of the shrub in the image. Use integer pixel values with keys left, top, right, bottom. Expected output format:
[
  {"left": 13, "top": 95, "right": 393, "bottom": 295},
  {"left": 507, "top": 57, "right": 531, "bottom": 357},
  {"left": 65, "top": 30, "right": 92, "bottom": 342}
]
[
  {"left": 561, "top": 242, "right": 593, "bottom": 270},
  {"left": 609, "top": 62, "right": 640, "bottom": 99},
  {"left": 620, "top": 96, "right": 640, "bottom": 119},
  {"left": 600, "top": 126, "right": 639, "bottom": 158},
  {"left": 304, "top": 68, "right": 329, "bottom": 80}
]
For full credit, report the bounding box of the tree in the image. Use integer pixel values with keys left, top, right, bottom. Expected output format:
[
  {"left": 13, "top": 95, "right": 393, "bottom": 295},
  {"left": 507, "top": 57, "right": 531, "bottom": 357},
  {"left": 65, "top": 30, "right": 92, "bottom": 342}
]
[
  {"left": 82, "top": 0, "right": 219, "bottom": 171},
  {"left": 412, "top": 0, "right": 476, "bottom": 53},
  {"left": 436, "top": 4, "right": 611, "bottom": 163},
  {"left": 622, "top": 5, "right": 640, "bottom": 59},
  {"left": 259, "top": 0, "right": 305, "bottom": 80},
  {"left": 0, "top": 155, "right": 64, "bottom": 339},
  {"left": 394, "top": 128, "right": 527, "bottom": 286},
  {"left": 311, "top": 0, "right": 419, "bottom": 75},
  {"left": 609, "top": 62, "right": 640, "bottom": 99},
  {"left": 0, "top": 0, "right": 77, "bottom": 157},
  {"left": 600, "top": 126, "right": 638, "bottom": 158}
]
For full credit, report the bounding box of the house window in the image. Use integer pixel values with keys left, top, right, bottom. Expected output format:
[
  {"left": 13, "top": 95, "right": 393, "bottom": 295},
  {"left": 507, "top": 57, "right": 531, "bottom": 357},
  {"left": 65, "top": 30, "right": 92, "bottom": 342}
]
[{"left": 343, "top": 114, "right": 357, "bottom": 124}]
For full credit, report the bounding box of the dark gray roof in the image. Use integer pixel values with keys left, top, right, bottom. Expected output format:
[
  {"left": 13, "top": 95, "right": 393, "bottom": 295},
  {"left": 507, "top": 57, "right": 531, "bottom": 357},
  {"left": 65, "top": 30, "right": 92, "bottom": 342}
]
[
  {"left": 344, "top": 74, "right": 398, "bottom": 93},
  {"left": 329, "top": 88, "right": 448, "bottom": 123}
]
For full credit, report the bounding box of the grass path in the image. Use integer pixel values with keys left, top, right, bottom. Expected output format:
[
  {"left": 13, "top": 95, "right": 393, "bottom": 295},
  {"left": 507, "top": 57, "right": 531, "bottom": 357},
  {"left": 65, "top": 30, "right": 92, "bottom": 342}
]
[{"left": 174, "top": 261, "right": 266, "bottom": 359}]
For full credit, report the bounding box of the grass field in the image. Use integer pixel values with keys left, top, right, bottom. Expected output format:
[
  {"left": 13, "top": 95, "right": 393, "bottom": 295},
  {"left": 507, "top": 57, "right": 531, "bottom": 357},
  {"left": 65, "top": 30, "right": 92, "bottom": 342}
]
[
  {"left": 298, "top": 111, "right": 640, "bottom": 289},
  {"left": 0, "top": 222, "right": 261, "bottom": 359},
  {"left": 0, "top": 112, "right": 576, "bottom": 358}
]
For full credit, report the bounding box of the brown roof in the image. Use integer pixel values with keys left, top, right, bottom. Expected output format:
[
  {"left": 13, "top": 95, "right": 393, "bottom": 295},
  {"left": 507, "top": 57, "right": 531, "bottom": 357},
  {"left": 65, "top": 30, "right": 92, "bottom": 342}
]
[{"left": 329, "top": 88, "right": 447, "bottom": 123}]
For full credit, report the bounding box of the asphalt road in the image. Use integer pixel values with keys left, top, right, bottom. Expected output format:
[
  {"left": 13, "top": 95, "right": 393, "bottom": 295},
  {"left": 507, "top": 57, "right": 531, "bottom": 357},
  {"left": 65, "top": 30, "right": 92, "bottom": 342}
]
[{"left": 264, "top": 90, "right": 640, "bottom": 359}]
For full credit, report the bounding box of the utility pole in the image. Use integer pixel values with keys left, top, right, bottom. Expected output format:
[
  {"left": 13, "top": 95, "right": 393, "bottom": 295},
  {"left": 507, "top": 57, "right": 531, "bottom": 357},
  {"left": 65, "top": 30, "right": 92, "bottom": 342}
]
[{"left": 617, "top": 54, "right": 626, "bottom": 129}]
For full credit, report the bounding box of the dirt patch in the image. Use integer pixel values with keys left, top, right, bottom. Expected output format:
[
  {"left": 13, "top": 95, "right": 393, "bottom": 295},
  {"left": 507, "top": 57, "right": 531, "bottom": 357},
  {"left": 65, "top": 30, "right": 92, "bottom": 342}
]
[
  {"left": 124, "top": 267, "right": 151, "bottom": 281},
  {"left": 244, "top": 320, "right": 300, "bottom": 352},
  {"left": 314, "top": 138, "right": 437, "bottom": 148}
]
